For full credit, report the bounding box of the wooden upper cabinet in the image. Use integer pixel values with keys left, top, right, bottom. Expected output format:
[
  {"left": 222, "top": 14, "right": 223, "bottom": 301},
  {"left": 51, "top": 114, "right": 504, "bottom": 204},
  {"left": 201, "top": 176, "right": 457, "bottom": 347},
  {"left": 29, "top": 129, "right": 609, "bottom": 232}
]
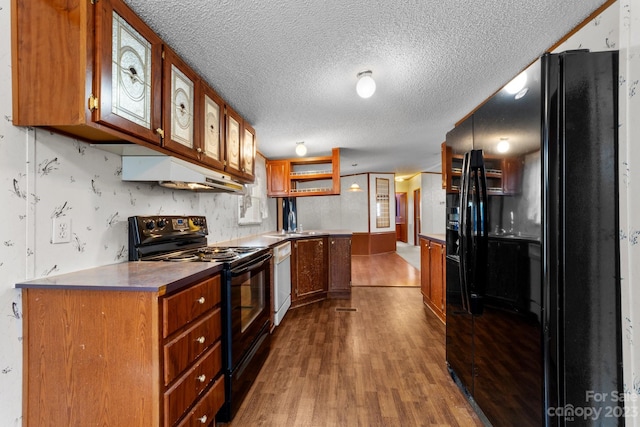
[
  {"left": 266, "top": 160, "right": 290, "bottom": 196},
  {"left": 224, "top": 106, "right": 243, "bottom": 177},
  {"left": 265, "top": 148, "right": 340, "bottom": 197},
  {"left": 241, "top": 123, "right": 256, "bottom": 180},
  {"left": 12, "top": 0, "right": 256, "bottom": 183},
  {"left": 12, "top": 0, "right": 162, "bottom": 144},
  {"left": 94, "top": 0, "right": 163, "bottom": 144},
  {"left": 161, "top": 47, "right": 199, "bottom": 158},
  {"left": 199, "top": 85, "right": 226, "bottom": 171}
]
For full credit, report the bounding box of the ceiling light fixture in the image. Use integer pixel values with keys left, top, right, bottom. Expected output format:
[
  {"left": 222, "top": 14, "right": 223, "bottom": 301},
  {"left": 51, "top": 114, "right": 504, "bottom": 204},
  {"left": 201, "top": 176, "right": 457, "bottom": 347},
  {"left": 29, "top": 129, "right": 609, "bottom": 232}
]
[
  {"left": 497, "top": 138, "right": 510, "bottom": 153},
  {"left": 356, "top": 70, "right": 376, "bottom": 99},
  {"left": 295, "top": 141, "right": 307, "bottom": 156},
  {"left": 348, "top": 183, "right": 362, "bottom": 192}
]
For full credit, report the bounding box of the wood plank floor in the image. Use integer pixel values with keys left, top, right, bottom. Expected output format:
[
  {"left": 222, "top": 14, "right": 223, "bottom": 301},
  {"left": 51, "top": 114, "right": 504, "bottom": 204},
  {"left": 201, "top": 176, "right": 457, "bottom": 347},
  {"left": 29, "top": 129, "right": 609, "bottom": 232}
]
[
  {"left": 352, "top": 252, "right": 420, "bottom": 287},
  {"left": 222, "top": 253, "right": 483, "bottom": 427}
]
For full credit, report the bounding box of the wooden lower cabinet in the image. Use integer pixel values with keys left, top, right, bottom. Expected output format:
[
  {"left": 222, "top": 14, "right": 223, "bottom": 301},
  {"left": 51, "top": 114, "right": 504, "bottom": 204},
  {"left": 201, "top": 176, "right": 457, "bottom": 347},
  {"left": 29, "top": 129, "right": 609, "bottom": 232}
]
[
  {"left": 328, "top": 236, "right": 352, "bottom": 297},
  {"left": 420, "top": 236, "right": 446, "bottom": 323},
  {"left": 21, "top": 273, "right": 224, "bottom": 427},
  {"left": 291, "top": 237, "right": 328, "bottom": 307}
]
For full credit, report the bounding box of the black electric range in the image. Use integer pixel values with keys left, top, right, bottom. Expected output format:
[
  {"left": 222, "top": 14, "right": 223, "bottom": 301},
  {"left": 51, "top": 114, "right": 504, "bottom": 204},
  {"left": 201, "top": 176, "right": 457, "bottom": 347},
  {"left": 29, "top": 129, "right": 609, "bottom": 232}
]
[
  {"left": 128, "top": 215, "right": 268, "bottom": 265},
  {"left": 128, "top": 215, "right": 272, "bottom": 423}
]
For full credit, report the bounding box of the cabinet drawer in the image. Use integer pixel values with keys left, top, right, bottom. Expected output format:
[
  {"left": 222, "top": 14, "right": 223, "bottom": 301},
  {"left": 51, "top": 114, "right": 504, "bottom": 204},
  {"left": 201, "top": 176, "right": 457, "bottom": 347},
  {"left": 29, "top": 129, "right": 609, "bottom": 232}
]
[
  {"left": 163, "top": 275, "right": 221, "bottom": 338},
  {"left": 164, "top": 341, "right": 222, "bottom": 427},
  {"left": 176, "top": 376, "right": 225, "bottom": 427},
  {"left": 164, "top": 308, "right": 221, "bottom": 385}
]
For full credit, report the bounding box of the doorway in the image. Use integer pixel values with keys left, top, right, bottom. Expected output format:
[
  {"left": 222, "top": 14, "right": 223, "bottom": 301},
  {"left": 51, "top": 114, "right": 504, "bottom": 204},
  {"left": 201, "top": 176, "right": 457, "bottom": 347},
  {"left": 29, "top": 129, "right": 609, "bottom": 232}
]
[{"left": 395, "top": 192, "right": 407, "bottom": 243}]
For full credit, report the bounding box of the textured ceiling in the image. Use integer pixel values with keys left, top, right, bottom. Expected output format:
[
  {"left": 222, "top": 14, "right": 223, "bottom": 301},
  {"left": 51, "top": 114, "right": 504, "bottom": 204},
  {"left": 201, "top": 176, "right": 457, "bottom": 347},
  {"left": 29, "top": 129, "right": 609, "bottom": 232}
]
[{"left": 123, "top": 0, "right": 607, "bottom": 178}]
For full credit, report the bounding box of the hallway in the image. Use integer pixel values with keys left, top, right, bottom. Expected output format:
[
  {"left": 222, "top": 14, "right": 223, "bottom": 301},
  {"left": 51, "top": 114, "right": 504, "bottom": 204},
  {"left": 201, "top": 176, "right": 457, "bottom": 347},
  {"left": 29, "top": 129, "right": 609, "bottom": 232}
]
[{"left": 224, "top": 254, "right": 483, "bottom": 426}]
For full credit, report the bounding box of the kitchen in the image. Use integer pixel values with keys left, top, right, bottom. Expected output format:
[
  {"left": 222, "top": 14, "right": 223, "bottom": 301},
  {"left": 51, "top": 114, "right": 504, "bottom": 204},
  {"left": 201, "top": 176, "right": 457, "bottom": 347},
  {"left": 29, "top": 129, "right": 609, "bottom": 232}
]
[{"left": 1, "top": 1, "right": 639, "bottom": 426}]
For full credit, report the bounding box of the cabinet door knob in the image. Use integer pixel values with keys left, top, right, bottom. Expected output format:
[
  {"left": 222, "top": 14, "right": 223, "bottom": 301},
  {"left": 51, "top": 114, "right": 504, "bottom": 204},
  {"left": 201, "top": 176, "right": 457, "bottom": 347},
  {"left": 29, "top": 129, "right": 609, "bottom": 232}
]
[
  {"left": 198, "top": 415, "right": 208, "bottom": 424},
  {"left": 197, "top": 297, "right": 205, "bottom": 304},
  {"left": 197, "top": 374, "right": 206, "bottom": 383},
  {"left": 196, "top": 147, "right": 202, "bottom": 153},
  {"left": 196, "top": 336, "right": 206, "bottom": 344}
]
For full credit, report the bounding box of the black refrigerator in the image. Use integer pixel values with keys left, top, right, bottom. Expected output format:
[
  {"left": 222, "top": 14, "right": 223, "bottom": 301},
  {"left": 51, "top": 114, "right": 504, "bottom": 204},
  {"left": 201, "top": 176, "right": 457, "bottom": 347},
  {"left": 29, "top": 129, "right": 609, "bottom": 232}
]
[{"left": 445, "top": 50, "right": 623, "bottom": 426}]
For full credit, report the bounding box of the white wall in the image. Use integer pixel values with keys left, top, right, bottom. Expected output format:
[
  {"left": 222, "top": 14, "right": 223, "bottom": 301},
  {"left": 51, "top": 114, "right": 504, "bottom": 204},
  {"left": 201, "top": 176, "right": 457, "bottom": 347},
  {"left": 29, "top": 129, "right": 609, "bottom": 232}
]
[
  {"left": 295, "top": 173, "right": 369, "bottom": 232},
  {"left": 420, "top": 173, "right": 446, "bottom": 236},
  {"left": 616, "top": 1, "right": 640, "bottom": 423}
]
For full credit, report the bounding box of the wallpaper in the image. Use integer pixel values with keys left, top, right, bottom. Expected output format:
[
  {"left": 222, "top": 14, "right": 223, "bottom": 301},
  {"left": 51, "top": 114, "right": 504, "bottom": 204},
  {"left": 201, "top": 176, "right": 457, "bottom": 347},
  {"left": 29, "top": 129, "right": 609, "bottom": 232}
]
[{"left": 1, "top": 0, "right": 639, "bottom": 425}]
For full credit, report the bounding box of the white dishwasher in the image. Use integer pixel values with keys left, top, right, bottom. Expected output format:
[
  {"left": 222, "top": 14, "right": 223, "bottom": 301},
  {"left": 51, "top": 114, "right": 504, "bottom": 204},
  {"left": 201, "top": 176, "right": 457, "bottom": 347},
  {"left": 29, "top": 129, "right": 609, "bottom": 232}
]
[{"left": 273, "top": 241, "right": 292, "bottom": 326}]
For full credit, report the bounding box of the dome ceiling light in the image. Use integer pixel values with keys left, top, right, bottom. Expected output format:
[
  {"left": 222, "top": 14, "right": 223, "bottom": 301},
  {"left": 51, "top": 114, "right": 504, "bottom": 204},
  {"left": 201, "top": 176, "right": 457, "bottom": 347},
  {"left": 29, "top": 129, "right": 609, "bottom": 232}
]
[
  {"left": 356, "top": 70, "right": 376, "bottom": 99},
  {"left": 295, "top": 141, "right": 307, "bottom": 156}
]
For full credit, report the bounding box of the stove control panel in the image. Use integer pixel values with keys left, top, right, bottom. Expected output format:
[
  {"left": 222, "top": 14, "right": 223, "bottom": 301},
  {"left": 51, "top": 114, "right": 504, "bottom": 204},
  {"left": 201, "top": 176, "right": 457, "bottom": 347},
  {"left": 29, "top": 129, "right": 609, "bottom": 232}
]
[{"left": 130, "top": 215, "right": 208, "bottom": 237}]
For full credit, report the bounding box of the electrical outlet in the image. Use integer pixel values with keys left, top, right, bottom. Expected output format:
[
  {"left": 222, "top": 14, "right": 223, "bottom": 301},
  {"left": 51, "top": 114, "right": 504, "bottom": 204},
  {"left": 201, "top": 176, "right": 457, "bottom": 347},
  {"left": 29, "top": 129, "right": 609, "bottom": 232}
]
[{"left": 52, "top": 217, "right": 71, "bottom": 244}]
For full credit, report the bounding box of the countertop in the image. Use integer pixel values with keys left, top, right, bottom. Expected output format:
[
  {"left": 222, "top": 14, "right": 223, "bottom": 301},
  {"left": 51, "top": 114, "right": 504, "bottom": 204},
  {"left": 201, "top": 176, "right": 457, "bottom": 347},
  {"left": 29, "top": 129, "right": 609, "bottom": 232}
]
[
  {"left": 418, "top": 233, "right": 446, "bottom": 244},
  {"left": 212, "top": 229, "right": 353, "bottom": 248},
  {"left": 16, "top": 260, "right": 223, "bottom": 294},
  {"left": 15, "top": 229, "right": 352, "bottom": 292}
]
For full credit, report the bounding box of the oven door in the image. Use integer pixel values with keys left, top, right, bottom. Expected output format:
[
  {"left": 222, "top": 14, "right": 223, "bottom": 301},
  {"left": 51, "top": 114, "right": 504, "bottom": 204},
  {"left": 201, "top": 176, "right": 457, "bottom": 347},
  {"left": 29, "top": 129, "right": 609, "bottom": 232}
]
[{"left": 227, "top": 251, "right": 272, "bottom": 369}]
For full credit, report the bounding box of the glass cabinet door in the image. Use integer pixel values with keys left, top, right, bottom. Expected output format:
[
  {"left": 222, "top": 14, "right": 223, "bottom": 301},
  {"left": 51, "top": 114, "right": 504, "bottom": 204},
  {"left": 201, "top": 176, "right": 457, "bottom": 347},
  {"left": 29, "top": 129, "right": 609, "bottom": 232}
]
[
  {"left": 225, "top": 106, "right": 242, "bottom": 176},
  {"left": 169, "top": 65, "right": 194, "bottom": 149},
  {"left": 161, "top": 47, "right": 199, "bottom": 158},
  {"left": 94, "top": 0, "right": 162, "bottom": 144},
  {"left": 199, "top": 86, "right": 225, "bottom": 171},
  {"left": 242, "top": 124, "right": 255, "bottom": 179}
]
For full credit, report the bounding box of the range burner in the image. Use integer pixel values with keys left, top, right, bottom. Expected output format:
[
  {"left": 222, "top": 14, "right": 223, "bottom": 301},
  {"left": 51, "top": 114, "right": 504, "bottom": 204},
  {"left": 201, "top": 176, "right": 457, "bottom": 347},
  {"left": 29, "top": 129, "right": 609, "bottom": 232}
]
[
  {"left": 128, "top": 215, "right": 266, "bottom": 264},
  {"left": 165, "top": 253, "right": 201, "bottom": 262}
]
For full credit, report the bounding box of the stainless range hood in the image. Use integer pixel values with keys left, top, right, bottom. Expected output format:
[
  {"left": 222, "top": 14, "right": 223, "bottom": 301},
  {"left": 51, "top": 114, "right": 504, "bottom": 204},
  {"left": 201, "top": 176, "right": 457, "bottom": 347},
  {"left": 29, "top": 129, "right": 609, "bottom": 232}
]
[{"left": 121, "top": 156, "right": 245, "bottom": 193}]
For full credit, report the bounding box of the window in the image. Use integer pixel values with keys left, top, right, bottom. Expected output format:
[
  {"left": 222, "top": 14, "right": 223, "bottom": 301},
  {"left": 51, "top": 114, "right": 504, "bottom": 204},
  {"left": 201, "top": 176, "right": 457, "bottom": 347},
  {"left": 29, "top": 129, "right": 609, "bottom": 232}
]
[{"left": 376, "top": 178, "right": 390, "bottom": 228}]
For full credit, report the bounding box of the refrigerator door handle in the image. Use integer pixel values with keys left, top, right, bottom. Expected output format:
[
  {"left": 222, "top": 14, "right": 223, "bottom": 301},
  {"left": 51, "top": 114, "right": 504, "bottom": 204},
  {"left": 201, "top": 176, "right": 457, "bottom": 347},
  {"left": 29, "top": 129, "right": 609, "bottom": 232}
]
[
  {"left": 459, "top": 152, "right": 472, "bottom": 313},
  {"left": 468, "top": 150, "right": 488, "bottom": 315}
]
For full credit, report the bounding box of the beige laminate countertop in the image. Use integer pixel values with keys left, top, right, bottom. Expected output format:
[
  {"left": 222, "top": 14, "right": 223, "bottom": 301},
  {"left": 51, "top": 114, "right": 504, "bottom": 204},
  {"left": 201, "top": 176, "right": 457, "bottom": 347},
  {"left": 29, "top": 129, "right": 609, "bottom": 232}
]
[
  {"left": 213, "top": 229, "right": 353, "bottom": 248},
  {"left": 419, "top": 233, "right": 446, "bottom": 244},
  {"left": 15, "top": 261, "right": 223, "bottom": 294},
  {"left": 15, "top": 230, "right": 353, "bottom": 292}
]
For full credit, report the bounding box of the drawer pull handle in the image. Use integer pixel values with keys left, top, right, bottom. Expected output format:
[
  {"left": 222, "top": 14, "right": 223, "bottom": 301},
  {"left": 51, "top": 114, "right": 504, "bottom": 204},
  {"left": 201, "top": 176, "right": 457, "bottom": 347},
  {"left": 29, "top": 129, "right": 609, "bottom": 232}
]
[
  {"left": 196, "top": 336, "right": 206, "bottom": 344},
  {"left": 197, "top": 374, "right": 206, "bottom": 383},
  {"left": 197, "top": 297, "right": 206, "bottom": 304},
  {"left": 198, "top": 415, "right": 208, "bottom": 424}
]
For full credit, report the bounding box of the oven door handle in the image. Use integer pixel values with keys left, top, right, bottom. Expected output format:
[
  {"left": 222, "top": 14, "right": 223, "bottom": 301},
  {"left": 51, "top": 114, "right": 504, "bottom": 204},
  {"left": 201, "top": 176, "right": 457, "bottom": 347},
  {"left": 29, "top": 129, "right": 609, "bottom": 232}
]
[{"left": 230, "top": 253, "right": 273, "bottom": 276}]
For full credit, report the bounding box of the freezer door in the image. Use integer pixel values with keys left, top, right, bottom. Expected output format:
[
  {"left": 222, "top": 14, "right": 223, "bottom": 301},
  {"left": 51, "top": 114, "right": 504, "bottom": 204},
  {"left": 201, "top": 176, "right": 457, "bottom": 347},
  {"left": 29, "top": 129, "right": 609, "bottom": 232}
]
[{"left": 469, "top": 58, "right": 544, "bottom": 427}]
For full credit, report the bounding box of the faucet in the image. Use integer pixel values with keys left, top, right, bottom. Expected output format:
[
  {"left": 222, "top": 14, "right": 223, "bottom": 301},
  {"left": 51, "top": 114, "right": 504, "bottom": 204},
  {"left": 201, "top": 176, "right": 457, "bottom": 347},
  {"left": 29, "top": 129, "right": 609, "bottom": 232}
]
[{"left": 287, "top": 209, "right": 297, "bottom": 233}]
